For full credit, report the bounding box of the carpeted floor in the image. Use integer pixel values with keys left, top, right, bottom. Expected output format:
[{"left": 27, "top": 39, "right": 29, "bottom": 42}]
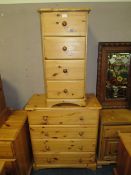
[{"left": 31, "top": 166, "right": 114, "bottom": 175}]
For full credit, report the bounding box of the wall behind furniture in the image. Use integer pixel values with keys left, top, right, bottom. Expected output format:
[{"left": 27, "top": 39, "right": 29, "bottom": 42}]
[{"left": 0, "top": 2, "right": 131, "bottom": 109}]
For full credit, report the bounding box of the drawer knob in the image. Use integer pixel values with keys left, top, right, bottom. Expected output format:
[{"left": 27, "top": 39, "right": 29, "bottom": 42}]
[
  {"left": 63, "top": 89, "right": 68, "bottom": 93},
  {"left": 62, "top": 46, "right": 67, "bottom": 51},
  {"left": 62, "top": 21, "right": 67, "bottom": 26},
  {"left": 63, "top": 69, "right": 68, "bottom": 73}
]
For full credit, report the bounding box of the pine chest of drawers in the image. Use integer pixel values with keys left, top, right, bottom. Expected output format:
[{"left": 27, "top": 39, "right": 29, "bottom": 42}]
[
  {"left": 98, "top": 109, "right": 131, "bottom": 165},
  {"left": 0, "top": 111, "right": 32, "bottom": 175},
  {"left": 25, "top": 94, "right": 101, "bottom": 170},
  {"left": 39, "top": 8, "right": 90, "bottom": 107}
]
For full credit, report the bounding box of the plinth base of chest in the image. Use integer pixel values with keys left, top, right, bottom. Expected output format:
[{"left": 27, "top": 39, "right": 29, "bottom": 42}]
[{"left": 46, "top": 98, "right": 86, "bottom": 107}]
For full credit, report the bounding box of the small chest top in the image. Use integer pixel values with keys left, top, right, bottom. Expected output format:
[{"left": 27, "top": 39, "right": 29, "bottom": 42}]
[
  {"left": 25, "top": 94, "right": 101, "bottom": 111},
  {"left": 100, "top": 109, "right": 131, "bottom": 125},
  {"left": 119, "top": 133, "right": 131, "bottom": 156}
]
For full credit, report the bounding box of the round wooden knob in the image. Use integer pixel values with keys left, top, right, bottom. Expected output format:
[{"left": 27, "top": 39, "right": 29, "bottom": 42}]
[
  {"left": 62, "top": 46, "right": 67, "bottom": 51},
  {"left": 63, "top": 69, "right": 68, "bottom": 73},
  {"left": 63, "top": 89, "right": 68, "bottom": 93},
  {"left": 62, "top": 21, "right": 67, "bottom": 26}
]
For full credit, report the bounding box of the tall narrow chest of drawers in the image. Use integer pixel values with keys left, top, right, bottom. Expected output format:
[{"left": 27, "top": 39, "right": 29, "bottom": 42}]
[
  {"left": 25, "top": 94, "right": 101, "bottom": 170},
  {"left": 39, "top": 8, "right": 90, "bottom": 107}
]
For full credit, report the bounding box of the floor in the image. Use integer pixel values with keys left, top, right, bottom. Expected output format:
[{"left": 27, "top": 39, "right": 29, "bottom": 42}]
[{"left": 31, "top": 166, "right": 114, "bottom": 175}]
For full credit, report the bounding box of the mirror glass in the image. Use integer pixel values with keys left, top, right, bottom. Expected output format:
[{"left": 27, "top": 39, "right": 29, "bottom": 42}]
[{"left": 106, "top": 52, "right": 131, "bottom": 99}]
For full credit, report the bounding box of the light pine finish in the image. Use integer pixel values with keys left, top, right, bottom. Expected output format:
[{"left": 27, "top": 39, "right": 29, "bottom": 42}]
[
  {"left": 39, "top": 8, "right": 91, "bottom": 12},
  {"left": 45, "top": 60, "right": 84, "bottom": 80},
  {"left": 25, "top": 93, "right": 101, "bottom": 169},
  {"left": 98, "top": 109, "right": 131, "bottom": 165},
  {"left": 47, "top": 80, "right": 84, "bottom": 99},
  {"left": 39, "top": 8, "right": 90, "bottom": 106},
  {"left": 44, "top": 37, "right": 86, "bottom": 59},
  {"left": 46, "top": 98, "right": 86, "bottom": 107},
  {"left": 31, "top": 139, "right": 96, "bottom": 152},
  {"left": 28, "top": 109, "right": 99, "bottom": 125},
  {"left": 0, "top": 111, "right": 32, "bottom": 175},
  {"left": 0, "top": 141, "right": 14, "bottom": 158},
  {"left": 40, "top": 11, "right": 88, "bottom": 36},
  {"left": 30, "top": 125, "right": 97, "bottom": 139},
  {"left": 25, "top": 94, "right": 101, "bottom": 110},
  {"left": 34, "top": 152, "right": 95, "bottom": 165}
]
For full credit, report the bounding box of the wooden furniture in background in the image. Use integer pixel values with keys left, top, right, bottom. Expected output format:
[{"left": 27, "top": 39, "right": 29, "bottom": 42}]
[
  {"left": 114, "top": 133, "right": 131, "bottom": 175},
  {"left": 0, "top": 111, "right": 32, "bottom": 175},
  {"left": 0, "top": 160, "right": 6, "bottom": 175},
  {"left": 0, "top": 159, "right": 18, "bottom": 175},
  {"left": 25, "top": 94, "right": 101, "bottom": 170},
  {"left": 98, "top": 109, "right": 131, "bottom": 165},
  {"left": 39, "top": 8, "right": 90, "bottom": 107}
]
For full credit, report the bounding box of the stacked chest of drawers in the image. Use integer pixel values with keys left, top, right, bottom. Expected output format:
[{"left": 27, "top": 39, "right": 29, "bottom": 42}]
[
  {"left": 39, "top": 8, "right": 90, "bottom": 107},
  {"left": 25, "top": 94, "right": 101, "bottom": 170}
]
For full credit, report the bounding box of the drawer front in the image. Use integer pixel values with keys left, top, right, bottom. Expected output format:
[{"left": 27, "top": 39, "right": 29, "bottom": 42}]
[
  {"left": 41, "top": 12, "right": 87, "bottom": 36},
  {"left": 34, "top": 152, "right": 95, "bottom": 165},
  {"left": 101, "top": 139, "right": 119, "bottom": 161},
  {"left": 45, "top": 60, "right": 84, "bottom": 80},
  {"left": 103, "top": 125, "right": 131, "bottom": 138},
  {"left": 28, "top": 110, "right": 99, "bottom": 125},
  {"left": 32, "top": 139, "right": 96, "bottom": 152},
  {"left": 0, "top": 141, "right": 14, "bottom": 158},
  {"left": 47, "top": 80, "right": 84, "bottom": 99},
  {"left": 44, "top": 37, "right": 85, "bottom": 59},
  {"left": 30, "top": 125, "right": 97, "bottom": 139}
]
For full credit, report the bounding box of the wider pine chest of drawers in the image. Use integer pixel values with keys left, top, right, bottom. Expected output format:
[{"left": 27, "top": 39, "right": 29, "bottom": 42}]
[
  {"left": 39, "top": 8, "right": 90, "bottom": 107},
  {"left": 25, "top": 94, "right": 101, "bottom": 170}
]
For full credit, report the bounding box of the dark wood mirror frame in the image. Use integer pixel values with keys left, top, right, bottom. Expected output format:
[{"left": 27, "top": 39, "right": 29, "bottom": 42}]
[
  {"left": 96, "top": 42, "right": 131, "bottom": 109},
  {"left": 128, "top": 59, "right": 131, "bottom": 109}
]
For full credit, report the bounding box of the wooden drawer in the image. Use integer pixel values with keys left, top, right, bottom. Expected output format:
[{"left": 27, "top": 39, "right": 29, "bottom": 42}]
[
  {"left": 41, "top": 12, "right": 87, "bottom": 36},
  {"left": 31, "top": 139, "right": 96, "bottom": 152},
  {"left": 47, "top": 80, "right": 84, "bottom": 99},
  {"left": 45, "top": 60, "right": 84, "bottom": 80},
  {"left": 0, "top": 141, "right": 14, "bottom": 158},
  {"left": 101, "top": 139, "right": 119, "bottom": 161},
  {"left": 28, "top": 110, "right": 99, "bottom": 125},
  {"left": 103, "top": 125, "right": 131, "bottom": 138},
  {"left": 44, "top": 37, "right": 85, "bottom": 59},
  {"left": 34, "top": 152, "right": 95, "bottom": 166},
  {"left": 30, "top": 125, "right": 97, "bottom": 139}
]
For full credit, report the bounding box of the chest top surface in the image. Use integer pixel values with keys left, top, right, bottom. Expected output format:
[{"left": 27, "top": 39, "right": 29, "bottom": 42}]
[
  {"left": 119, "top": 133, "right": 131, "bottom": 156},
  {"left": 25, "top": 94, "right": 101, "bottom": 111},
  {"left": 100, "top": 109, "right": 131, "bottom": 125},
  {"left": 39, "top": 8, "right": 91, "bottom": 12}
]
